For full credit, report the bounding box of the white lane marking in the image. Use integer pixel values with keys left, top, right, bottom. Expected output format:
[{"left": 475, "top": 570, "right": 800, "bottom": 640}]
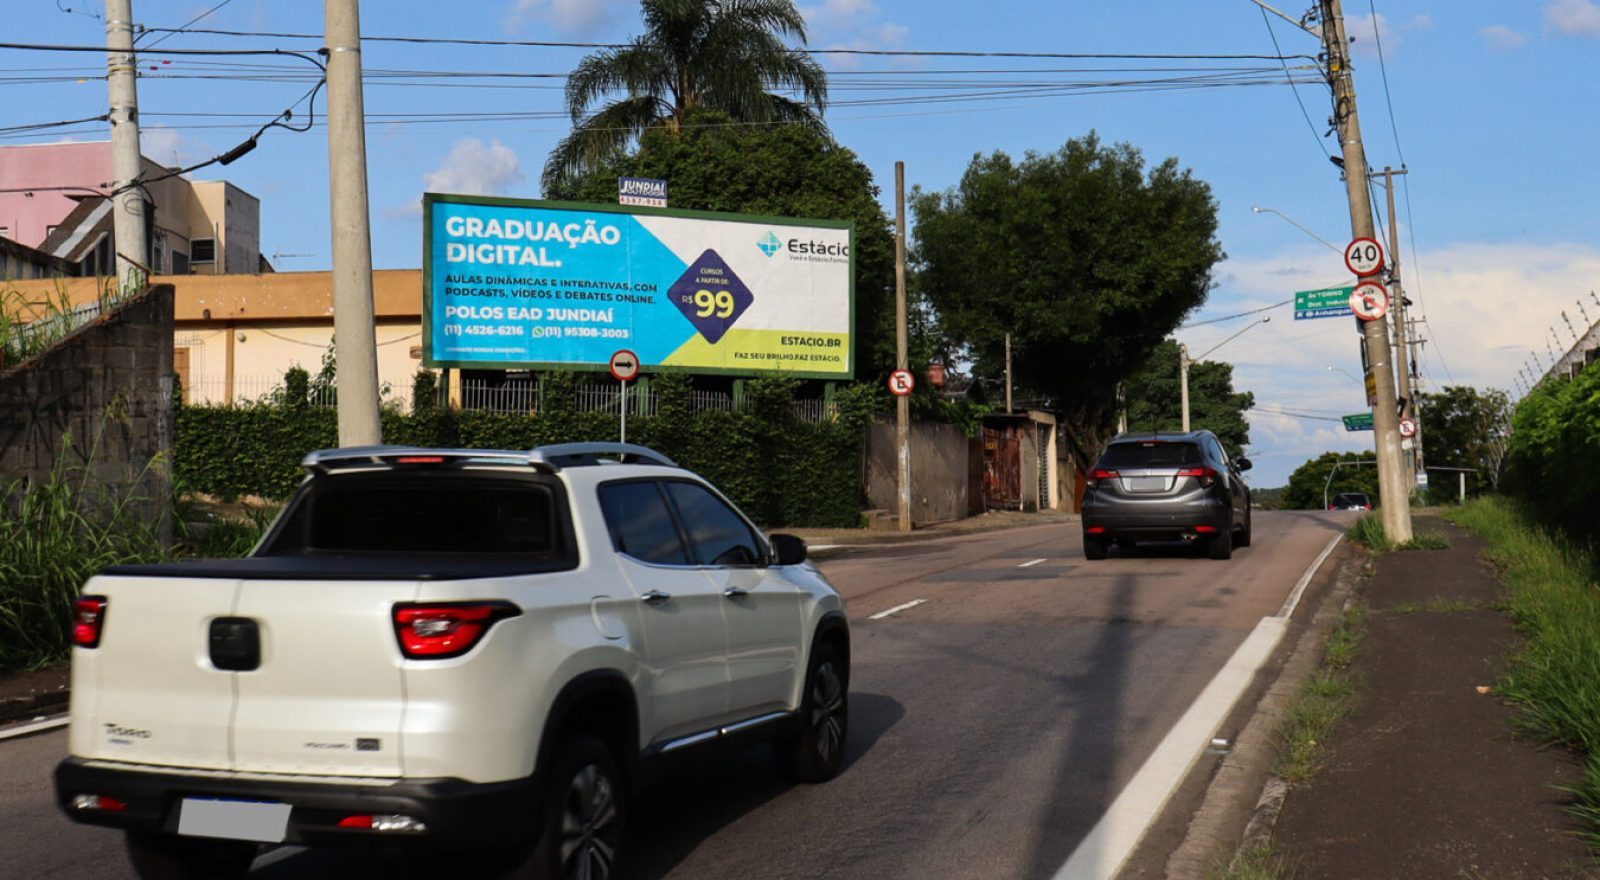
[
  {"left": 1018, "top": 558, "right": 1047, "bottom": 568},
  {"left": 0, "top": 714, "right": 68, "bottom": 742},
  {"left": 868, "top": 599, "right": 927, "bottom": 620},
  {"left": 810, "top": 544, "right": 844, "bottom": 551},
  {"left": 252, "top": 846, "right": 306, "bottom": 869},
  {"left": 1052, "top": 616, "right": 1289, "bottom": 880},
  {"left": 1276, "top": 533, "right": 1344, "bottom": 619}
]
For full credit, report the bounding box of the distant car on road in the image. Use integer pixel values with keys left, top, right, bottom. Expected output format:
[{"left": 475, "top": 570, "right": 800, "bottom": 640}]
[
  {"left": 1080, "top": 430, "right": 1252, "bottom": 560},
  {"left": 1329, "top": 492, "right": 1373, "bottom": 511}
]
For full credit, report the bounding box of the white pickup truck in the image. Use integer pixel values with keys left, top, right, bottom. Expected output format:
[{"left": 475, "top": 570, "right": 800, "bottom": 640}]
[{"left": 55, "top": 443, "right": 851, "bottom": 880}]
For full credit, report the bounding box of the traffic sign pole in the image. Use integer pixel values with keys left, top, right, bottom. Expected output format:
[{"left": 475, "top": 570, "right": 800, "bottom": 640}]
[
  {"left": 894, "top": 161, "right": 911, "bottom": 532},
  {"left": 609, "top": 349, "right": 640, "bottom": 444}
]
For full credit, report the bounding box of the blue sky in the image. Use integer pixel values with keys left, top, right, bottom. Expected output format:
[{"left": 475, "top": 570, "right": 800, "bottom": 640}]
[{"left": 6, "top": 0, "right": 1598, "bottom": 486}]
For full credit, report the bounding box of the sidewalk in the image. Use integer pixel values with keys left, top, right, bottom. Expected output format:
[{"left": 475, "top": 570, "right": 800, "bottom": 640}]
[{"left": 1268, "top": 515, "right": 1595, "bottom": 878}]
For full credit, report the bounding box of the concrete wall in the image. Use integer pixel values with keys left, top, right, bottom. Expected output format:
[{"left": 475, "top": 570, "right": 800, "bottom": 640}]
[
  {"left": 865, "top": 420, "right": 970, "bottom": 525},
  {"left": 0, "top": 285, "right": 175, "bottom": 538}
]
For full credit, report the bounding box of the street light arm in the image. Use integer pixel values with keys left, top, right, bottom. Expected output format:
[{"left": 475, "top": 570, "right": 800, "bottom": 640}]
[
  {"left": 1251, "top": 205, "right": 1342, "bottom": 253},
  {"left": 1195, "top": 315, "right": 1272, "bottom": 362},
  {"left": 1243, "top": 0, "right": 1323, "bottom": 38}
]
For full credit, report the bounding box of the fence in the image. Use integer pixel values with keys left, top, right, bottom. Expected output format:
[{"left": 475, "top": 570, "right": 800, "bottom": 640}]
[{"left": 459, "top": 379, "right": 837, "bottom": 423}]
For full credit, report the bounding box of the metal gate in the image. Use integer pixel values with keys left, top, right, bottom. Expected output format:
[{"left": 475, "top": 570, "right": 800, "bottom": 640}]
[{"left": 981, "top": 426, "right": 1022, "bottom": 510}]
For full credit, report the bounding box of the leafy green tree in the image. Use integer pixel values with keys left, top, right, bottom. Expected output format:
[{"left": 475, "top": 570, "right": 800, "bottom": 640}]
[
  {"left": 548, "top": 110, "right": 899, "bottom": 379},
  {"left": 911, "top": 133, "right": 1224, "bottom": 470},
  {"left": 1281, "top": 451, "right": 1380, "bottom": 510},
  {"left": 542, "top": 0, "right": 828, "bottom": 191},
  {"left": 1503, "top": 361, "right": 1600, "bottom": 544},
  {"left": 1416, "top": 385, "right": 1510, "bottom": 497},
  {"left": 1121, "top": 339, "right": 1254, "bottom": 459}
]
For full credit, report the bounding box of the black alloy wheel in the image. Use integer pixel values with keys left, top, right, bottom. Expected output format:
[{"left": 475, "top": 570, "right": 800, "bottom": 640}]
[
  {"left": 528, "top": 735, "right": 625, "bottom": 880},
  {"left": 777, "top": 642, "right": 849, "bottom": 782}
]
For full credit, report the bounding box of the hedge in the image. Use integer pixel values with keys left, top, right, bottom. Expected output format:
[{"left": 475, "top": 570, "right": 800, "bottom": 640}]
[
  {"left": 176, "top": 374, "right": 878, "bottom": 528},
  {"left": 1502, "top": 358, "right": 1600, "bottom": 548}
]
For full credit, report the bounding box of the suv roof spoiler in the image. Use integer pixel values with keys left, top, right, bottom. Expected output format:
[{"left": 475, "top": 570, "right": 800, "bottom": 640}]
[{"left": 302, "top": 443, "right": 678, "bottom": 474}]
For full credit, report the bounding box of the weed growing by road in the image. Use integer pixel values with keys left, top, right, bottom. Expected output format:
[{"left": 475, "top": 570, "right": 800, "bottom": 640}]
[
  {"left": 1274, "top": 602, "right": 1367, "bottom": 784},
  {"left": 1209, "top": 841, "right": 1287, "bottom": 880},
  {"left": 1446, "top": 497, "right": 1600, "bottom": 842},
  {"left": 1347, "top": 514, "right": 1450, "bottom": 552}
]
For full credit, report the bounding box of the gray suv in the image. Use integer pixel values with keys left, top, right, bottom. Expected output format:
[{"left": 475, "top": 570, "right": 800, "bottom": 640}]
[{"left": 1080, "top": 430, "right": 1252, "bottom": 560}]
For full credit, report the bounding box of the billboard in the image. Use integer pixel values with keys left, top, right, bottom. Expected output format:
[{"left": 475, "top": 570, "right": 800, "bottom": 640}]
[{"left": 422, "top": 194, "right": 854, "bottom": 378}]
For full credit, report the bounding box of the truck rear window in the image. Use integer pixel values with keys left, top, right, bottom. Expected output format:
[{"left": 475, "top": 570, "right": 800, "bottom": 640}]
[{"left": 260, "top": 472, "right": 566, "bottom": 557}]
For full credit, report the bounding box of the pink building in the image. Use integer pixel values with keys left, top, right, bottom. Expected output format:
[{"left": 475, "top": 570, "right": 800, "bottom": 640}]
[{"left": 0, "top": 140, "right": 262, "bottom": 278}]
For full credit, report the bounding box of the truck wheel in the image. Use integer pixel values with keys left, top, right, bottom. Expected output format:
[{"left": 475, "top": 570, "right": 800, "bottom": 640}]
[
  {"left": 527, "top": 734, "right": 626, "bottom": 880},
  {"left": 125, "top": 832, "right": 255, "bottom": 880},
  {"left": 776, "top": 641, "right": 849, "bottom": 783}
]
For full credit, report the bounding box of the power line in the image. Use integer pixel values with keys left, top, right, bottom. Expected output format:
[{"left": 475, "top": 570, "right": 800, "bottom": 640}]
[
  {"left": 138, "top": 0, "right": 237, "bottom": 50},
  {"left": 1179, "top": 299, "right": 1291, "bottom": 329},
  {"left": 1259, "top": 5, "right": 1331, "bottom": 160},
  {"left": 1365, "top": 0, "right": 1406, "bottom": 167}
]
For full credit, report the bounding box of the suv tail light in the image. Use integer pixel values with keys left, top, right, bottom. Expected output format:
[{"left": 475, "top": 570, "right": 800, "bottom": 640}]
[
  {"left": 73, "top": 597, "right": 109, "bottom": 648},
  {"left": 1176, "top": 466, "right": 1218, "bottom": 488},
  {"left": 392, "top": 602, "right": 521, "bottom": 659},
  {"left": 1087, "top": 468, "right": 1119, "bottom": 489}
]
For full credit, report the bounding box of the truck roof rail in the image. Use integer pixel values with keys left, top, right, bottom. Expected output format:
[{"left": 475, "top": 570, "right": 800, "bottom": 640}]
[
  {"left": 300, "top": 443, "right": 677, "bottom": 473},
  {"left": 528, "top": 443, "right": 678, "bottom": 469}
]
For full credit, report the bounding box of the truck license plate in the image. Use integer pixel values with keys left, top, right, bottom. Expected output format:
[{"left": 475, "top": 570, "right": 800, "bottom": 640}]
[{"left": 177, "top": 797, "right": 290, "bottom": 843}]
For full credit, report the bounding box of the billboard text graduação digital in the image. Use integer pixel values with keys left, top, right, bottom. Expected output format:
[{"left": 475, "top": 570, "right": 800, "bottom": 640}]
[{"left": 423, "top": 195, "right": 854, "bottom": 378}]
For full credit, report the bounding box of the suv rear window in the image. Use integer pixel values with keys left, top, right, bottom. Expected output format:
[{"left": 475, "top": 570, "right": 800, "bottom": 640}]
[
  {"left": 262, "top": 471, "right": 567, "bottom": 557},
  {"left": 1097, "top": 441, "right": 1203, "bottom": 469}
]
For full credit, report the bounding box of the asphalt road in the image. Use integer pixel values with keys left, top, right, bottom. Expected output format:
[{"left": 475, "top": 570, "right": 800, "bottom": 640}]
[{"left": 0, "top": 511, "right": 1348, "bottom": 879}]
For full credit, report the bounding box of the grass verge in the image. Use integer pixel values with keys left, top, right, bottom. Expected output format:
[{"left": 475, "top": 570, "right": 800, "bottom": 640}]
[
  {"left": 1273, "top": 601, "right": 1367, "bottom": 784},
  {"left": 1347, "top": 513, "right": 1450, "bottom": 552},
  {"left": 1445, "top": 496, "right": 1600, "bottom": 843}
]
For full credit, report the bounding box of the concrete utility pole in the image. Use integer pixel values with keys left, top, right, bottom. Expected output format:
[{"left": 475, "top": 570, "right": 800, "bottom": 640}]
[
  {"left": 1004, "top": 333, "right": 1014, "bottom": 414},
  {"left": 1322, "top": 0, "right": 1411, "bottom": 542},
  {"left": 894, "top": 161, "right": 911, "bottom": 532},
  {"left": 105, "top": 0, "right": 148, "bottom": 292},
  {"left": 325, "top": 0, "right": 383, "bottom": 446},
  {"left": 1178, "top": 344, "right": 1191, "bottom": 432},
  {"left": 1375, "top": 166, "right": 1418, "bottom": 491}
]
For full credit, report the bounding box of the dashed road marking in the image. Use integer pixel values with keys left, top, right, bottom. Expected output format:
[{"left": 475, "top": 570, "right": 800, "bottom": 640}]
[
  {"left": 868, "top": 598, "right": 927, "bottom": 620},
  {"left": 1018, "top": 558, "right": 1047, "bottom": 568}
]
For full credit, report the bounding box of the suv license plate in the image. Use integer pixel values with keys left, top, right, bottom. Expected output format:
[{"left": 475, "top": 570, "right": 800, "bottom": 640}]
[
  {"left": 177, "top": 797, "right": 291, "bottom": 843},
  {"left": 1129, "top": 476, "right": 1167, "bottom": 492}
]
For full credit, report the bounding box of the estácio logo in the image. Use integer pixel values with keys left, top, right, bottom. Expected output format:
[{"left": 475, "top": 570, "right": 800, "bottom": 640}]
[{"left": 757, "top": 231, "right": 782, "bottom": 257}]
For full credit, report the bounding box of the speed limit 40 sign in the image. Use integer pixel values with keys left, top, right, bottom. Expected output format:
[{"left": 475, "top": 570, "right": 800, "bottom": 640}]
[{"left": 1344, "top": 237, "right": 1386, "bottom": 277}]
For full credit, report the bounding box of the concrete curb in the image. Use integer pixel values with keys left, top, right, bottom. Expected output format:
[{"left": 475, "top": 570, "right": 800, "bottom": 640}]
[
  {"left": 1160, "top": 544, "right": 1367, "bottom": 879},
  {"left": 0, "top": 690, "right": 68, "bottom": 727}
]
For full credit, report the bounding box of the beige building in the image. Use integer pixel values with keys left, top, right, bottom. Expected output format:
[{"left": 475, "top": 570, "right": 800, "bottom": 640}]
[{"left": 9, "top": 271, "right": 427, "bottom": 409}]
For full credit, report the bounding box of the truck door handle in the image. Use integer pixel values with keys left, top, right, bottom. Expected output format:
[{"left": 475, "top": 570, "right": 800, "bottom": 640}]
[
  {"left": 641, "top": 590, "right": 672, "bottom": 606},
  {"left": 723, "top": 587, "right": 748, "bottom": 599}
]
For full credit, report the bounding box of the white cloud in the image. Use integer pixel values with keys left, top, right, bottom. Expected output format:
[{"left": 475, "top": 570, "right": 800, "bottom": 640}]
[
  {"left": 140, "top": 127, "right": 213, "bottom": 169},
  {"left": 1481, "top": 24, "right": 1529, "bottom": 51},
  {"left": 423, "top": 139, "right": 526, "bottom": 197},
  {"left": 504, "top": 0, "right": 630, "bottom": 36},
  {"left": 1188, "top": 241, "right": 1600, "bottom": 486},
  {"left": 1545, "top": 0, "right": 1600, "bottom": 35},
  {"left": 800, "top": 0, "right": 910, "bottom": 69},
  {"left": 1406, "top": 14, "right": 1433, "bottom": 30},
  {"left": 800, "top": 0, "right": 878, "bottom": 30},
  {"left": 1346, "top": 12, "right": 1398, "bottom": 55}
]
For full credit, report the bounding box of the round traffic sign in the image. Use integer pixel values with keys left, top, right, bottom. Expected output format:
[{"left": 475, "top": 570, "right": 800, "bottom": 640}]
[
  {"left": 1344, "top": 237, "right": 1386, "bottom": 277},
  {"left": 1349, "top": 282, "right": 1391, "bottom": 321},
  {"left": 887, "top": 369, "right": 915, "bottom": 397},
  {"left": 608, "top": 349, "right": 640, "bottom": 382},
  {"left": 1398, "top": 417, "right": 1417, "bottom": 438}
]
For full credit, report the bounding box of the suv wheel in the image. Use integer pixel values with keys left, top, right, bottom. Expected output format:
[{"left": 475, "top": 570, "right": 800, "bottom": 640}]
[
  {"left": 1083, "top": 536, "right": 1108, "bottom": 560},
  {"left": 527, "top": 734, "right": 626, "bottom": 880},
  {"left": 125, "top": 832, "right": 256, "bottom": 880},
  {"left": 1208, "top": 530, "right": 1234, "bottom": 560},
  {"left": 777, "top": 642, "right": 849, "bottom": 783},
  {"left": 1236, "top": 508, "right": 1253, "bottom": 548}
]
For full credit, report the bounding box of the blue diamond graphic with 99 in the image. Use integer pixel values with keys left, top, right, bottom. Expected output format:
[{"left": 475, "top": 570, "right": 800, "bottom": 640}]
[
  {"left": 669, "top": 250, "right": 753, "bottom": 345},
  {"left": 757, "top": 231, "right": 782, "bottom": 257}
]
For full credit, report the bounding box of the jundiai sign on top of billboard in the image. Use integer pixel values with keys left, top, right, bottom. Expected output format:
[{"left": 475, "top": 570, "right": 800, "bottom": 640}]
[{"left": 422, "top": 194, "right": 854, "bottom": 378}]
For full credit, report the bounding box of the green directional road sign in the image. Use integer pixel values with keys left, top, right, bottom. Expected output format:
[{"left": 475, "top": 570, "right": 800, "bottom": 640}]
[
  {"left": 1295, "top": 285, "right": 1355, "bottom": 320},
  {"left": 1343, "top": 412, "right": 1375, "bottom": 432}
]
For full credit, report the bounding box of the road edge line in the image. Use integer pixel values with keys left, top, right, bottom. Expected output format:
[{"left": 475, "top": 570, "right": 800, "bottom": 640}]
[
  {"left": 0, "top": 713, "right": 69, "bottom": 742},
  {"left": 1051, "top": 616, "right": 1288, "bottom": 880},
  {"left": 1276, "top": 532, "right": 1344, "bottom": 620}
]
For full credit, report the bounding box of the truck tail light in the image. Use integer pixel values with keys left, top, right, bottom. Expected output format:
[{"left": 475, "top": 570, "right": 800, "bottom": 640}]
[
  {"left": 73, "top": 597, "right": 108, "bottom": 648},
  {"left": 392, "top": 602, "right": 521, "bottom": 659}
]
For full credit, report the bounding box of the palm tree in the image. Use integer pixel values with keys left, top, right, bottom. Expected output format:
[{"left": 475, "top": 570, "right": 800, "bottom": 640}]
[{"left": 542, "top": 0, "right": 829, "bottom": 192}]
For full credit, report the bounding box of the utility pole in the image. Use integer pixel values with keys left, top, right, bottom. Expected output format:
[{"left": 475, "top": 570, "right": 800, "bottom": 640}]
[
  {"left": 1375, "top": 166, "right": 1418, "bottom": 492},
  {"left": 325, "top": 0, "right": 383, "bottom": 446},
  {"left": 1004, "top": 332, "right": 1014, "bottom": 414},
  {"left": 105, "top": 0, "right": 148, "bottom": 292},
  {"left": 1321, "top": 0, "right": 1411, "bottom": 542},
  {"left": 1178, "top": 344, "right": 1191, "bottom": 432},
  {"left": 894, "top": 161, "right": 911, "bottom": 533}
]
